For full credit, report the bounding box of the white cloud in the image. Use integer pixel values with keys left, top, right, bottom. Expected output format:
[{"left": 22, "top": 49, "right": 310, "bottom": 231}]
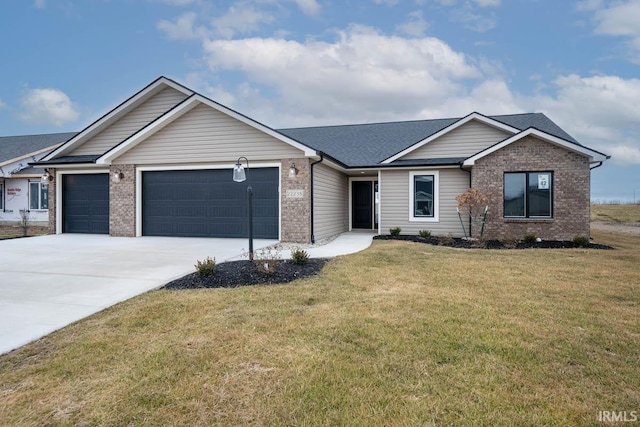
[
  {"left": 373, "top": 0, "right": 400, "bottom": 5},
  {"left": 18, "top": 88, "right": 79, "bottom": 127},
  {"left": 157, "top": 11, "right": 203, "bottom": 40},
  {"left": 34, "top": 0, "right": 45, "bottom": 8},
  {"left": 212, "top": 5, "right": 275, "bottom": 38},
  {"left": 533, "top": 74, "right": 640, "bottom": 165},
  {"left": 452, "top": 6, "right": 497, "bottom": 32},
  {"left": 575, "top": 0, "right": 603, "bottom": 12},
  {"left": 472, "top": 0, "right": 500, "bottom": 7},
  {"left": 291, "top": 0, "right": 321, "bottom": 15},
  {"left": 0, "top": 99, "right": 6, "bottom": 109},
  {"left": 396, "top": 10, "right": 429, "bottom": 37},
  {"left": 580, "top": 0, "right": 640, "bottom": 62},
  {"left": 155, "top": 0, "right": 198, "bottom": 5}
]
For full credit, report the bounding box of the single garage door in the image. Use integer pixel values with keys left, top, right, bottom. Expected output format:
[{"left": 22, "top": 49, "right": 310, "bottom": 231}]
[
  {"left": 62, "top": 173, "right": 109, "bottom": 234},
  {"left": 142, "top": 168, "right": 279, "bottom": 239}
]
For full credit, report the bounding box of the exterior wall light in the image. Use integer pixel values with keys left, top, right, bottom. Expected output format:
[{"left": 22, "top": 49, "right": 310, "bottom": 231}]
[
  {"left": 40, "top": 170, "right": 53, "bottom": 186},
  {"left": 113, "top": 170, "right": 124, "bottom": 182},
  {"left": 289, "top": 162, "right": 297, "bottom": 178}
]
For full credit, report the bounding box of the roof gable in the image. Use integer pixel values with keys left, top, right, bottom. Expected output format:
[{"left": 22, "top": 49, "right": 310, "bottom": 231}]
[
  {"left": 97, "top": 94, "right": 316, "bottom": 164},
  {"left": 382, "top": 113, "right": 520, "bottom": 164},
  {"left": 463, "top": 128, "right": 609, "bottom": 166},
  {"left": 42, "top": 77, "right": 193, "bottom": 161}
]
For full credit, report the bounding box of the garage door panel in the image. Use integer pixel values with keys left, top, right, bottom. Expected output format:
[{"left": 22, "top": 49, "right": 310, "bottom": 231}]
[
  {"left": 142, "top": 168, "right": 279, "bottom": 239},
  {"left": 62, "top": 174, "right": 109, "bottom": 234}
]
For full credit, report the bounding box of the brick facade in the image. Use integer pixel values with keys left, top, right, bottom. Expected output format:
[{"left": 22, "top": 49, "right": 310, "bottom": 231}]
[
  {"left": 47, "top": 168, "right": 57, "bottom": 234},
  {"left": 472, "top": 136, "right": 591, "bottom": 241},
  {"left": 109, "top": 164, "right": 136, "bottom": 237},
  {"left": 280, "top": 158, "right": 311, "bottom": 243}
]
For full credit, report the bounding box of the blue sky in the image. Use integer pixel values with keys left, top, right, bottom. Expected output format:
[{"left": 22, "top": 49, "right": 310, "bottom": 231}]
[{"left": 0, "top": 0, "right": 638, "bottom": 201}]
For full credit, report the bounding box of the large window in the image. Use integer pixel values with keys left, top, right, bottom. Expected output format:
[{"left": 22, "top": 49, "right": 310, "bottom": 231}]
[
  {"left": 410, "top": 171, "right": 439, "bottom": 222},
  {"left": 504, "top": 172, "right": 552, "bottom": 218},
  {"left": 29, "top": 182, "right": 48, "bottom": 210}
]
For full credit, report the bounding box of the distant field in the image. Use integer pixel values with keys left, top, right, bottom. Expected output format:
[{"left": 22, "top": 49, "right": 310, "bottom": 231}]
[{"left": 591, "top": 203, "right": 640, "bottom": 223}]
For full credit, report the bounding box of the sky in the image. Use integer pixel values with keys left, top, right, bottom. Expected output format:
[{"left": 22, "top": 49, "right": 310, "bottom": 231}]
[{"left": 0, "top": 0, "right": 638, "bottom": 202}]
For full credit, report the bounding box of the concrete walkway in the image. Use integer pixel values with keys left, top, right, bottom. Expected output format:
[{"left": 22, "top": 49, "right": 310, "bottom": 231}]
[{"left": 0, "top": 231, "right": 374, "bottom": 355}]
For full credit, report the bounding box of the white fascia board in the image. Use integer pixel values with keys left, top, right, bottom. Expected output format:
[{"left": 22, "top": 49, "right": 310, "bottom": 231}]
[
  {"left": 97, "top": 96, "right": 200, "bottom": 164},
  {"left": 194, "top": 95, "right": 317, "bottom": 157},
  {"left": 382, "top": 112, "right": 520, "bottom": 164},
  {"left": 42, "top": 77, "right": 193, "bottom": 161},
  {"left": 463, "top": 128, "right": 609, "bottom": 166}
]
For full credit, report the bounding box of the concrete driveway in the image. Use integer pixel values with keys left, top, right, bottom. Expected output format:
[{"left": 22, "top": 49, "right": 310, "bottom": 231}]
[{"left": 0, "top": 234, "right": 276, "bottom": 355}]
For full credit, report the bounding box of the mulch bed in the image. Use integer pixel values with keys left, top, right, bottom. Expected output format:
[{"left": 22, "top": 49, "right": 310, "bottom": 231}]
[
  {"left": 374, "top": 235, "right": 614, "bottom": 250},
  {"left": 164, "top": 258, "right": 329, "bottom": 290}
]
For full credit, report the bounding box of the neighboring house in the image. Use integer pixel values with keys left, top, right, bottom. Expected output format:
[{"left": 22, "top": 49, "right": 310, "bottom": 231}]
[
  {"left": 0, "top": 133, "right": 77, "bottom": 232},
  {"left": 34, "top": 76, "right": 609, "bottom": 243}
]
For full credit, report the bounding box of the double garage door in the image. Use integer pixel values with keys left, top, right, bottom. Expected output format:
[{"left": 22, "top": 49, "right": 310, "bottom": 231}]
[{"left": 62, "top": 168, "right": 279, "bottom": 238}]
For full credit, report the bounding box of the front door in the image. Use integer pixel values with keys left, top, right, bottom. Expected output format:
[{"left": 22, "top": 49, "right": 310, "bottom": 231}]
[{"left": 352, "top": 181, "right": 373, "bottom": 229}]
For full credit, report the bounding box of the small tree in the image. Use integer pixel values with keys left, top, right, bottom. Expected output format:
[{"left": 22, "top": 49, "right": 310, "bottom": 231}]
[
  {"left": 19, "top": 209, "right": 30, "bottom": 237},
  {"left": 455, "top": 189, "right": 489, "bottom": 238}
]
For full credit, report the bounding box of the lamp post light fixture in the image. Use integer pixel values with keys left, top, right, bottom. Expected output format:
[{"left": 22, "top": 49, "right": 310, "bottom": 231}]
[{"left": 233, "top": 156, "right": 254, "bottom": 261}]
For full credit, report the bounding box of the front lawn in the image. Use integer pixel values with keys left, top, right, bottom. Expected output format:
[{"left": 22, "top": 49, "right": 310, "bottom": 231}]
[{"left": 1, "top": 231, "right": 638, "bottom": 426}]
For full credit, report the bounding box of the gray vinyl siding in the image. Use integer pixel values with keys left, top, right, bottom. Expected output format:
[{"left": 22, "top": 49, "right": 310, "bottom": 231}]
[
  {"left": 71, "top": 87, "right": 188, "bottom": 156},
  {"left": 401, "top": 121, "right": 511, "bottom": 159},
  {"left": 115, "top": 104, "right": 305, "bottom": 164},
  {"left": 313, "top": 164, "right": 348, "bottom": 240},
  {"left": 380, "top": 168, "right": 469, "bottom": 237}
]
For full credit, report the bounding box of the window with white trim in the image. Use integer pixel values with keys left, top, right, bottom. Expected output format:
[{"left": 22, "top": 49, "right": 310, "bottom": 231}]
[
  {"left": 409, "top": 171, "right": 439, "bottom": 222},
  {"left": 504, "top": 172, "right": 552, "bottom": 218},
  {"left": 29, "top": 182, "right": 48, "bottom": 210}
]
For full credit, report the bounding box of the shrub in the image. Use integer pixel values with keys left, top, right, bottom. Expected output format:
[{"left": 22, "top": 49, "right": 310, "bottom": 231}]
[
  {"left": 254, "top": 246, "right": 282, "bottom": 274},
  {"left": 455, "top": 188, "right": 490, "bottom": 237},
  {"left": 389, "top": 227, "right": 402, "bottom": 236},
  {"left": 523, "top": 233, "right": 538, "bottom": 244},
  {"left": 291, "top": 247, "right": 310, "bottom": 265},
  {"left": 439, "top": 233, "right": 455, "bottom": 246},
  {"left": 419, "top": 230, "right": 432, "bottom": 238},
  {"left": 573, "top": 235, "right": 590, "bottom": 247},
  {"left": 195, "top": 256, "right": 216, "bottom": 278}
]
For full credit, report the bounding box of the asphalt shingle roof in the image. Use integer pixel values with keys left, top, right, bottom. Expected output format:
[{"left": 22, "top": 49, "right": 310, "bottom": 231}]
[
  {"left": 278, "top": 113, "right": 580, "bottom": 167},
  {"left": 0, "top": 132, "right": 77, "bottom": 164}
]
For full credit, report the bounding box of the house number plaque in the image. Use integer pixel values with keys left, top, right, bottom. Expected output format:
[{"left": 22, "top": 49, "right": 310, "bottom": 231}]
[{"left": 286, "top": 189, "right": 304, "bottom": 198}]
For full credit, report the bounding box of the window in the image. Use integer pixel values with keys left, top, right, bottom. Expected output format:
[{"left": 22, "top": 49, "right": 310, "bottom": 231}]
[
  {"left": 504, "top": 172, "right": 552, "bottom": 218},
  {"left": 29, "top": 182, "right": 48, "bottom": 210},
  {"left": 409, "top": 171, "right": 439, "bottom": 222}
]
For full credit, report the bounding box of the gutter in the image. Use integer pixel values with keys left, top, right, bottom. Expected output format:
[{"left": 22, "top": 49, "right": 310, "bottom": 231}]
[{"left": 309, "top": 152, "right": 324, "bottom": 243}]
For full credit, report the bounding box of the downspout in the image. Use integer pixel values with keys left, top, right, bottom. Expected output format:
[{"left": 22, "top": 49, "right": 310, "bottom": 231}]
[
  {"left": 459, "top": 162, "right": 472, "bottom": 236},
  {"left": 590, "top": 161, "right": 603, "bottom": 170},
  {"left": 309, "top": 152, "right": 324, "bottom": 244}
]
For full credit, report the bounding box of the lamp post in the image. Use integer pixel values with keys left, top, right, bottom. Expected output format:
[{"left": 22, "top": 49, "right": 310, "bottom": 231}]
[{"left": 233, "top": 157, "right": 254, "bottom": 261}]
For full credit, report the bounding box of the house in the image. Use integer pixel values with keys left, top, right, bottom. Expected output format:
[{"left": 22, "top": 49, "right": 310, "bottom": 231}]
[
  {"left": 34, "top": 76, "right": 609, "bottom": 243},
  {"left": 0, "top": 132, "right": 77, "bottom": 234}
]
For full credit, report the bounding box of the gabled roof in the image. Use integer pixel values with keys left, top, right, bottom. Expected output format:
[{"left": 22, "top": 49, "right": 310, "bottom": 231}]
[
  {"left": 42, "top": 77, "right": 193, "bottom": 161},
  {"left": 0, "top": 132, "right": 77, "bottom": 166},
  {"left": 96, "top": 93, "right": 317, "bottom": 164},
  {"left": 463, "top": 128, "right": 609, "bottom": 166},
  {"left": 277, "top": 112, "right": 587, "bottom": 167}
]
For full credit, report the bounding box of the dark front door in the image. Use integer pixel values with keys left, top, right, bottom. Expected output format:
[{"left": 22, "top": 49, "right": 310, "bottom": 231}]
[
  {"left": 62, "top": 173, "right": 109, "bottom": 234},
  {"left": 352, "top": 181, "right": 373, "bottom": 229},
  {"left": 142, "top": 168, "right": 279, "bottom": 239}
]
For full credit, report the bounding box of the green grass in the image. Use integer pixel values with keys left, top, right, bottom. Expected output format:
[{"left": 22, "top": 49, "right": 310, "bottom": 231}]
[
  {"left": 1, "top": 231, "right": 639, "bottom": 426},
  {"left": 592, "top": 203, "right": 640, "bottom": 222}
]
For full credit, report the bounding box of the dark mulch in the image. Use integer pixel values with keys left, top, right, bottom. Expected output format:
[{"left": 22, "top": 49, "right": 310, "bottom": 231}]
[
  {"left": 374, "top": 235, "right": 614, "bottom": 250},
  {"left": 164, "top": 258, "right": 329, "bottom": 290}
]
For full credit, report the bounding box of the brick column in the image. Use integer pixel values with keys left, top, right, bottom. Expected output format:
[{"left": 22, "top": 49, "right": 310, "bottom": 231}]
[
  {"left": 47, "top": 168, "right": 57, "bottom": 234},
  {"left": 109, "top": 164, "right": 136, "bottom": 237},
  {"left": 280, "top": 158, "right": 311, "bottom": 243}
]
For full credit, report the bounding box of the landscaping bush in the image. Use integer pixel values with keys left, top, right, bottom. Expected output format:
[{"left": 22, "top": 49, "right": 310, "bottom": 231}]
[
  {"left": 291, "top": 248, "right": 310, "bottom": 265},
  {"left": 419, "top": 230, "right": 432, "bottom": 238},
  {"left": 389, "top": 227, "right": 401, "bottom": 236},
  {"left": 523, "top": 233, "right": 538, "bottom": 244},
  {"left": 195, "top": 256, "right": 216, "bottom": 278},
  {"left": 573, "top": 235, "right": 590, "bottom": 247}
]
